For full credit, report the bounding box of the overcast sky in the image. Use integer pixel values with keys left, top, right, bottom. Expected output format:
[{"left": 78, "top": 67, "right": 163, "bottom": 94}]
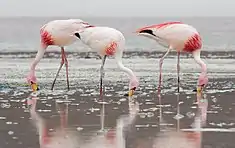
[{"left": 0, "top": 0, "right": 234, "bottom": 17}]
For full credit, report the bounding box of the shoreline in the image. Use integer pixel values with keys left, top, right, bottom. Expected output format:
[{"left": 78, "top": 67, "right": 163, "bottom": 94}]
[{"left": 0, "top": 51, "right": 235, "bottom": 59}]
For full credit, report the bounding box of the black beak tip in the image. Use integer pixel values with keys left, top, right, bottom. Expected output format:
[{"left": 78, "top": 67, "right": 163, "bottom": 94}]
[
  {"left": 139, "top": 30, "right": 155, "bottom": 36},
  {"left": 37, "top": 87, "right": 40, "bottom": 91},
  {"left": 192, "top": 89, "right": 197, "bottom": 92},
  {"left": 123, "top": 87, "right": 136, "bottom": 97},
  {"left": 124, "top": 93, "right": 128, "bottom": 97},
  {"left": 74, "top": 32, "right": 80, "bottom": 39}
]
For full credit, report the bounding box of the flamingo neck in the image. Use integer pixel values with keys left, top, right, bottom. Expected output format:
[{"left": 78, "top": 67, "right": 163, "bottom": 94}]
[
  {"left": 192, "top": 50, "right": 207, "bottom": 75},
  {"left": 116, "top": 61, "right": 136, "bottom": 80},
  {"left": 29, "top": 101, "right": 50, "bottom": 146},
  {"left": 30, "top": 48, "right": 46, "bottom": 72}
]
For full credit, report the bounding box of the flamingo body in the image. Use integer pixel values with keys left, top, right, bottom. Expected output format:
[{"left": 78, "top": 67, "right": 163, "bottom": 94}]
[
  {"left": 27, "top": 23, "right": 138, "bottom": 96},
  {"left": 137, "top": 21, "right": 202, "bottom": 52},
  {"left": 76, "top": 27, "right": 124, "bottom": 56},
  {"left": 40, "top": 19, "right": 93, "bottom": 48},
  {"left": 136, "top": 21, "right": 208, "bottom": 91},
  {"left": 74, "top": 26, "right": 139, "bottom": 93},
  {"left": 26, "top": 19, "right": 94, "bottom": 91}
]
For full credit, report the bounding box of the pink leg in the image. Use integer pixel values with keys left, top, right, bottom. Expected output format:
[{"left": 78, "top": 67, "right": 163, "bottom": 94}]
[
  {"left": 51, "top": 47, "right": 65, "bottom": 90},
  {"left": 157, "top": 48, "right": 171, "bottom": 96},
  {"left": 62, "top": 47, "right": 70, "bottom": 91},
  {"left": 41, "top": 126, "right": 50, "bottom": 146},
  {"left": 60, "top": 108, "right": 67, "bottom": 130},
  {"left": 28, "top": 97, "right": 50, "bottom": 146}
]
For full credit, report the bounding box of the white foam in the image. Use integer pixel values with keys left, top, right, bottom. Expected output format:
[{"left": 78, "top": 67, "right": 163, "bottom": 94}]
[{"left": 181, "top": 128, "right": 235, "bottom": 132}]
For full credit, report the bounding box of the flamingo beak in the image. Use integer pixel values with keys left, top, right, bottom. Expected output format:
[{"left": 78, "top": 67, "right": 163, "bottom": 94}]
[
  {"left": 196, "top": 86, "right": 202, "bottom": 94},
  {"left": 124, "top": 87, "right": 136, "bottom": 97},
  {"left": 135, "top": 26, "right": 150, "bottom": 33},
  {"left": 135, "top": 29, "right": 141, "bottom": 34},
  {"left": 135, "top": 27, "right": 156, "bottom": 37},
  {"left": 31, "top": 82, "right": 39, "bottom": 92},
  {"left": 193, "top": 85, "right": 204, "bottom": 94},
  {"left": 129, "top": 89, "right": 135, "bottom": 97}
]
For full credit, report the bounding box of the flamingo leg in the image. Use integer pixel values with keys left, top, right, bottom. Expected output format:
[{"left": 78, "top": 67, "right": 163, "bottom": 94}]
[
  {"left": 157, "top": 48, "right": 171, "bottom": 95},
  {"left": 177, "top": 52, "right": 180, "bottom": 93},
  {"left": 100, "top": 55, "right": 107, "bottom": 101},
  {"left": 59, "top": 105, "right": 68, "bottom": 131},
  {"left": 62, "top": 47, "right": 70, "bottom": 91},
  {"left": 51, "top": 47, "right": 65, "bottom": 90},
  {"left": 29, "top": 98, "right": 49, "bottom": 146}
]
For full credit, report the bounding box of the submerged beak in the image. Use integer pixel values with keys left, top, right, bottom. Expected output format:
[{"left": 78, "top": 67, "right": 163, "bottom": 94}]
[
  {"left": 129, "top": 89, "right": 135, "bottom": 97},
  {"left": 196, "top": 86, "right": 202, "bottom": 94},
  {"left": 31, "top": 82, "right": 39, "bottom": 92},
  {"left": 124, "top": 87, "right": 136, "bottom": 97},
  {"left": 193, "top": 85, "right": 204, "bottom": 94}
]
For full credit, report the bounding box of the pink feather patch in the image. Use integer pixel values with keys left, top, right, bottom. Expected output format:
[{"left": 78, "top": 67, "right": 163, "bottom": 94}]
[
  {"left": 184, "top": 33, "right": 202, "bottom": 52},
  {"left": 105, "top": 42, "right": 117, "bottom": 56},
  {"left": 40, "top": 29, "right": 54, "bottom": 46}
]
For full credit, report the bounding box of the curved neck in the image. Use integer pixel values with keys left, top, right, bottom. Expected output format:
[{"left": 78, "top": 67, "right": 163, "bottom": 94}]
[
  {"left": 116, "top": 60, "right": 135, "bottom": 79},
  {"left": 29, "top": 99, "right": 48, "bottom": 146},
  {"left": 30, "top": 48, "right": 46, "bottom": 72},
  {"left": 192, "top": 50, "right": 207, "bottom": 75}
]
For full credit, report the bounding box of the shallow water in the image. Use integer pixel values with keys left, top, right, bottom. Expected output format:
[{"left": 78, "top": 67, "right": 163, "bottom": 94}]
[{"left": 0, "top": 52, "right": 235, "bottom": 148}]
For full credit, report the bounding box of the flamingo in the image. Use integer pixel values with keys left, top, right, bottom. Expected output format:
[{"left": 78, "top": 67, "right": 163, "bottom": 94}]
[
  {"left": 27, "top": 97, "right": 80, "bottom": 148},
  {"left": 26, "top": 19, "right": 94, "bottom": 91},
  {"left": 135, "top": 22, "right": 208, "bottom": 94},
  {"left": 74, "top": 26, "right": 139, "bottom": 100}
]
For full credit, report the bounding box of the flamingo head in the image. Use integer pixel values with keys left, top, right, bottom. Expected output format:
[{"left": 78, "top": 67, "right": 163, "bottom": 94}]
[
  {"left": 125, "top": 76, "right": 139, "bottom": 97},
  {"left": 26, "top": 72, "right": 39, "bottom": 92},
  {"left": 70, "top": 19, "right": 94, "bottom": 28},
  {"left": 197, "top": 73, "right": 208, "bottom": 90},
  {"left": 193, "top": 73, "right": 208, "bottom": 93},
  {"left": 135, "top": 26, "right": 158, "bottom": 40},
  {"left": 71, "top": 20, "right": 95, "bottom": 39},
  {"left": 136, "top": 22, "right": 182, "bottom": 39},
  {"left": 80, "top": 21, "right": 95, "bottom": 28}
]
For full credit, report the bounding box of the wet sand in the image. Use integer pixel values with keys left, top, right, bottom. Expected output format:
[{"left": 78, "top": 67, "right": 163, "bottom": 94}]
[{"left": 0, "top": 51, "right": 235, "bottom": 148}]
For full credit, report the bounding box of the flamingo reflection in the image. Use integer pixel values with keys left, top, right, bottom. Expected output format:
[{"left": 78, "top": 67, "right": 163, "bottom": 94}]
[
  {"left": 90, "top": 95, "right": 139, "bottom": 148},
  {"left": 27, "top": 94, "right": 139, "bottom": 148},
  {"left": 152, "top": 90, "right": 208, "bottom": 148},
  {"left": 27, "top": 97, "right": 80, "bottom": 148}
]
